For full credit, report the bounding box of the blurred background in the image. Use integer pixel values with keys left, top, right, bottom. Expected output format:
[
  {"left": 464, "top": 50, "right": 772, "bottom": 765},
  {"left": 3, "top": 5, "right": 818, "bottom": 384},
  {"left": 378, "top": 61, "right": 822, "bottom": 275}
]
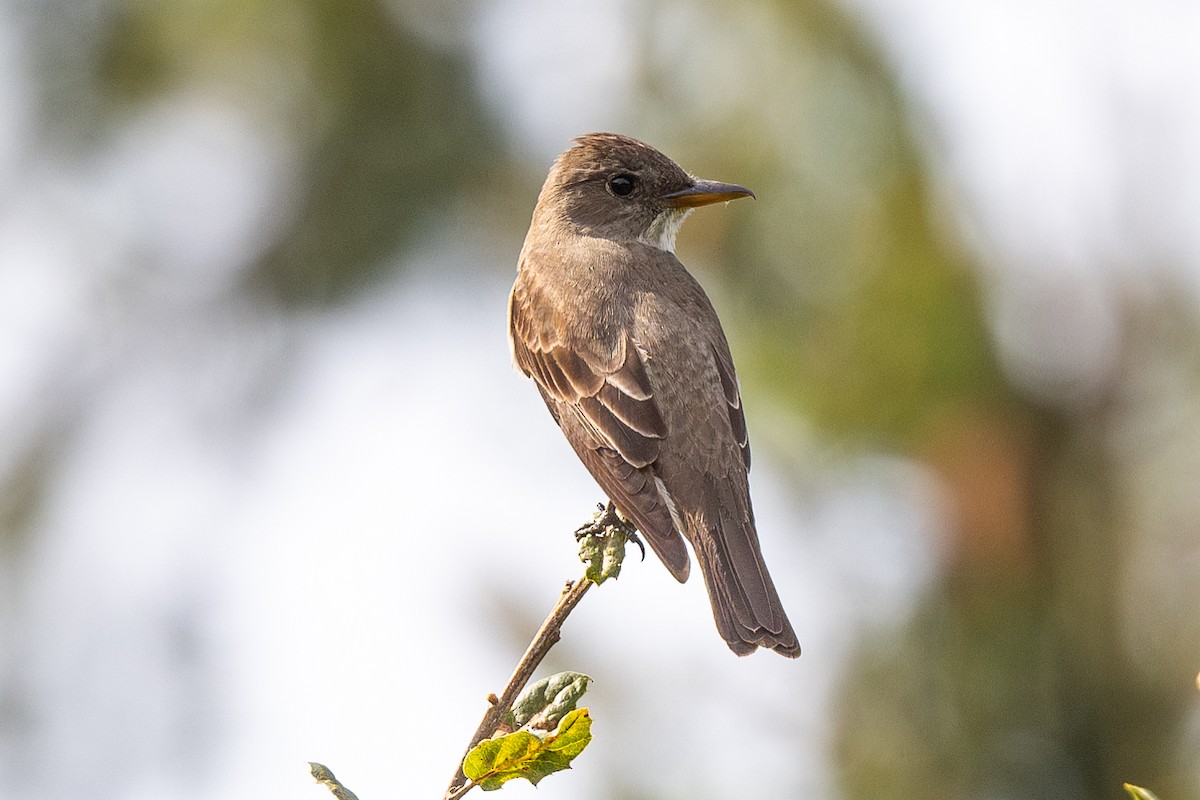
[{"left": 1, "top": 0, "right": 1198, "bottom": 798}]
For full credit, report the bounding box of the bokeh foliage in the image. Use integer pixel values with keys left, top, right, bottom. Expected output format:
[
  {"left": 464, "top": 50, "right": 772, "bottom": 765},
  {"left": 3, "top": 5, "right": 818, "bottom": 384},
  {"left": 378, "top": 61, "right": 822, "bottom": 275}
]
[{"left": 98, "top": 0, "right": 499, "bottom": 304}]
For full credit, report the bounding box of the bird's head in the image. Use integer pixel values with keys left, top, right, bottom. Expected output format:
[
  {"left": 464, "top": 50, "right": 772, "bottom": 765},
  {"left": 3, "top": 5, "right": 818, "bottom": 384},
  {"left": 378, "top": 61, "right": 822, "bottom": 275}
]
[{"left": 534, "top": 132, "right": 754, "bottom": 253}]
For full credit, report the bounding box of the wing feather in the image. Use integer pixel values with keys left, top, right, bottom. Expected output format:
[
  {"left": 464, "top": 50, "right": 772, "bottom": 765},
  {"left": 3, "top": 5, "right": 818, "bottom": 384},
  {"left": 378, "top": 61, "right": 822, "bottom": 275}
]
[
  {"left": 712, "top": 343, "right": 751, "bottom": 470},
  {"left": 509, "top": 288, "right": 688, "bottom": 579}
]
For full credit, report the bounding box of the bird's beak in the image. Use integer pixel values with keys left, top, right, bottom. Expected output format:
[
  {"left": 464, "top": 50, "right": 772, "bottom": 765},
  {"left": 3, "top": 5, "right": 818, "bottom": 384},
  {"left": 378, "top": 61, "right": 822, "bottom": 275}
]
[{"left": 658, "top": 179, "right": 755, "bottom": 208}]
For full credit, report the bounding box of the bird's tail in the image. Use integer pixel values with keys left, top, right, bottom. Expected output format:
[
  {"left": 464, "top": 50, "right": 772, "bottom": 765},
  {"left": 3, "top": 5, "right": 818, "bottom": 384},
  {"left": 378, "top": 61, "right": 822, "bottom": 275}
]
[{"left": 688, "top": 477, "right": 799, "bottom": 657}]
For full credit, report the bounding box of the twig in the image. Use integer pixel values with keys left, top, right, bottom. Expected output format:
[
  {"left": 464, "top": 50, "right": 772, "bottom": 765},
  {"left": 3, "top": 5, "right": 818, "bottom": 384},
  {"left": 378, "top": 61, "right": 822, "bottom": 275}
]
[
  {"left": 444, "top": 778, "right": 478, "bottom": 800},
  {"left": 443, "top": 575, "right": 593, "bottom": 798},
  {"left": 310, "top": 507, "right": 631, "bottom": 800}
]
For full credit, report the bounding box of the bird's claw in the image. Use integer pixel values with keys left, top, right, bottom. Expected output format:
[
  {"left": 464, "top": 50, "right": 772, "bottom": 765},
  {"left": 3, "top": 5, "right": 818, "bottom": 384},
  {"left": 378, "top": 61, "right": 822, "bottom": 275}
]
[{"left": 626, "top": 529, "right": 647, "bottom": 561}]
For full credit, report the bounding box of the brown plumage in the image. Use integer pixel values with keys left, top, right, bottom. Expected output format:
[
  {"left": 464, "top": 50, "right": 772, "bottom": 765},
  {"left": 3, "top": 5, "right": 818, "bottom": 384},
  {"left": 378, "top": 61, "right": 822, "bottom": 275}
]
[{"left": 508, "top": 133, "right": 799, "bottom": 657}]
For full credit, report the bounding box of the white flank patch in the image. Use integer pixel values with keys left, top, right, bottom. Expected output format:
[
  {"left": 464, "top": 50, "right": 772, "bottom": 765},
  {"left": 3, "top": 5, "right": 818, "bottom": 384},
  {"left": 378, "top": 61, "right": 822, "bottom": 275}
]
[{"left": 654, "top": 475, "right": 685, "bottom": 533}]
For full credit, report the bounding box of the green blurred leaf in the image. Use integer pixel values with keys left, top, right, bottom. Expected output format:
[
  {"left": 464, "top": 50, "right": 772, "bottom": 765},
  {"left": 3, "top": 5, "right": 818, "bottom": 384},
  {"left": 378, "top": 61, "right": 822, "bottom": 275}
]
[
  {"left": 463, "top": 708, "right": 593, "bottom": 791},
  {"left": 96, "top": 0, "right": 498, "bottom": 306},
  {"left": 1123, "top": 783, "right": 1160, "bottom": 800},
  {"left": 506, "top": 671, "right": 591, "bottom": 732}
]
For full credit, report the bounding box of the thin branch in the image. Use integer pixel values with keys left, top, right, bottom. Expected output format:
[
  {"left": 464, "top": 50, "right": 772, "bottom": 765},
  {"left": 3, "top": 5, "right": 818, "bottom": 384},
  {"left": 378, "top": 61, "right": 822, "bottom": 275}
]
[
  {"left": 310, "top": 505, "right": 632, "bottom": 800},
  {"left": 444, "top": 778, "right": 477, "bottom": 800},
  {"left": 443, "top": 575, "right": 593, "bottom": 798}
]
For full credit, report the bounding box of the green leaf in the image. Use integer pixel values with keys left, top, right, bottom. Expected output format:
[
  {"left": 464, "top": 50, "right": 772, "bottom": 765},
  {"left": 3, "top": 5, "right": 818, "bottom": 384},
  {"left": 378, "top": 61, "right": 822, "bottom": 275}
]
[
  {"left": 507, "top": 672, "right": 591, "bottom": 731},
  {"left": 463, "top": 708, "right": 593, "bottom": 791},
  {"left": 528, "top": 707, "right": 592, "bottom": 782},
  {"left": 578, "top": 525, "right": 628, "bottom": 584},
  {"left": 308, "top": 763, "right": 360, "bottom": 800},
  {"left": 463, "top": 730, "right": 540, "bottom": 791},
  {"left": 1124, "top": 783, "right": 1161, "bottom": 800}
]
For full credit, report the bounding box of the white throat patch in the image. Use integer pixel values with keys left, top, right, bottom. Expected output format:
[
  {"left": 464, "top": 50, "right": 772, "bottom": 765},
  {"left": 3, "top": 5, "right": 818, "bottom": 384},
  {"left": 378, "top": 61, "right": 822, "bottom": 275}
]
[{"left": 639, "top": 208, "right": 693, "bottom": 253}]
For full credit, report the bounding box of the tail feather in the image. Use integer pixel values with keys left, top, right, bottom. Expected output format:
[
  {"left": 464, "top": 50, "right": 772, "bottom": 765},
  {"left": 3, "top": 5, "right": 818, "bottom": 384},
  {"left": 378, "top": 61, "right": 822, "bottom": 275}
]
[{"left": 688, "top": 477, "right": 799, "bottom": 658}]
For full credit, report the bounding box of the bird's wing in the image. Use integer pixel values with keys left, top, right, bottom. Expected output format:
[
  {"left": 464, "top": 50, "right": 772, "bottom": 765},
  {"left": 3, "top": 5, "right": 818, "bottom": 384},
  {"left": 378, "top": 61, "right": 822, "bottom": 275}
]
[
  {"left": 509, "top": 286, "right": 690, "bottom": 580},
  {"left": 711, "top": 341, "right": 751, "bottom": 471}
]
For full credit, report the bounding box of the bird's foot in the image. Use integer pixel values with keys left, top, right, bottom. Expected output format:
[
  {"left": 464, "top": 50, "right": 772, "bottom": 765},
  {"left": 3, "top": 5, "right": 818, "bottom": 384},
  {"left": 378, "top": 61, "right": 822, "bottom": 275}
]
[{"left": 573, "top": 502, "right": 611, "bottom": 541}]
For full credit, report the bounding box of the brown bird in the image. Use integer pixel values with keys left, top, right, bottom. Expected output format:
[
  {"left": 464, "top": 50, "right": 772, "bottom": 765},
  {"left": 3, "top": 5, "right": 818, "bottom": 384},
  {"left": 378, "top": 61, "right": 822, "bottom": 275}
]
[{"left": 508, "top": 132, "right": 799, "bottom": 657}]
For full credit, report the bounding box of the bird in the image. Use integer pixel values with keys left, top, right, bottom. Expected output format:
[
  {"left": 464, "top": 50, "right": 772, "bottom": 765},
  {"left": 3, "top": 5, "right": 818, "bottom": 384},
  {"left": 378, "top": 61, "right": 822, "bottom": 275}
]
[{"left": 507, "top": 132, "right": 799, "bottom": 657}]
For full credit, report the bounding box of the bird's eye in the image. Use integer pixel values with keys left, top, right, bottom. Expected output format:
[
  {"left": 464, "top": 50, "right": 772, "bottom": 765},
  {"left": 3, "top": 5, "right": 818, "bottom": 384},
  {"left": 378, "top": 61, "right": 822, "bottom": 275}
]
[{"left": 607, "top": 174, "right": 637, "bottom": 197}]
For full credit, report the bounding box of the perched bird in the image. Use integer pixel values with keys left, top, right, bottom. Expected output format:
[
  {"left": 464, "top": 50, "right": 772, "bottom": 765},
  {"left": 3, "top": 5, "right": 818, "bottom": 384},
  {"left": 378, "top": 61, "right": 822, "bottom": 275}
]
[{"left": 508, "top": 133, "right": 799, "bottom": 657}]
